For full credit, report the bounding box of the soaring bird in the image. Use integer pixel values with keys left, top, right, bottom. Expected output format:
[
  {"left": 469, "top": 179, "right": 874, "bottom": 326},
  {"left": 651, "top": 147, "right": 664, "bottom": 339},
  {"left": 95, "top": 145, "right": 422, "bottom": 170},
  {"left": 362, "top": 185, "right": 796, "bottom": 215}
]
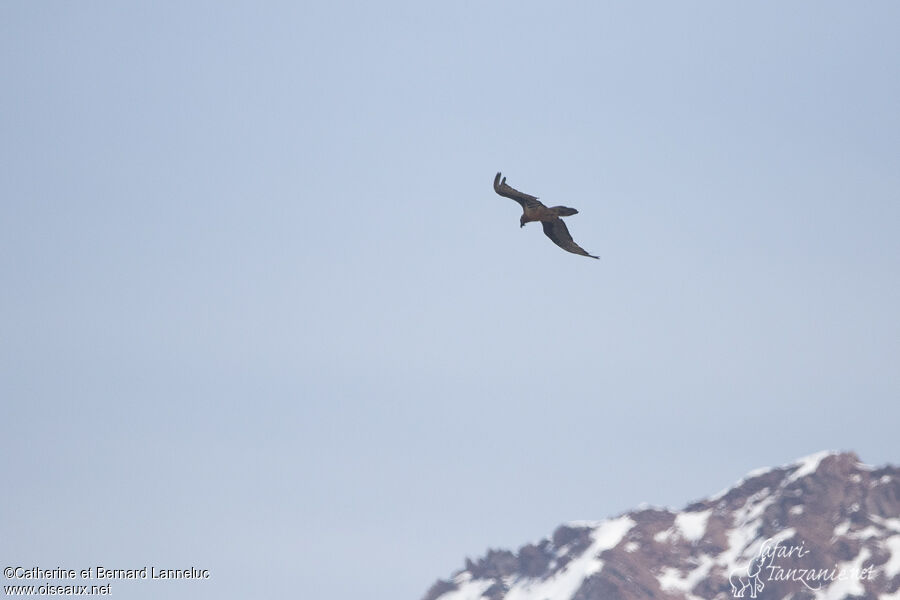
[{"left": 493, "top": 172, "right": 599, "bottom": 259}]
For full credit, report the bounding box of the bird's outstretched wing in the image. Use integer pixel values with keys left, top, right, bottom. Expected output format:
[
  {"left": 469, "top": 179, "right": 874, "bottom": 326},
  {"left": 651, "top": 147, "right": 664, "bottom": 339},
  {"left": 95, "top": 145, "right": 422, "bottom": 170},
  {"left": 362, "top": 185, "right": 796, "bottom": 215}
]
[
  {"left": 494, "top": 172, "right": 544, "bottom": 210},
  {"left": 541, "top": 219, "right": 599, "bottom": 259}
]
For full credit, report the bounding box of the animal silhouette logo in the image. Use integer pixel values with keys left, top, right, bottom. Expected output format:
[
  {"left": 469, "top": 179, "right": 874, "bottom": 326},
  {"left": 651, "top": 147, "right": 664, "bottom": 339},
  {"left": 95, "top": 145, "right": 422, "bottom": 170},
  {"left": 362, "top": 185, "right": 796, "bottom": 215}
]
[{"left": 730, "top": 552, "right": 766, "bottom": 598}]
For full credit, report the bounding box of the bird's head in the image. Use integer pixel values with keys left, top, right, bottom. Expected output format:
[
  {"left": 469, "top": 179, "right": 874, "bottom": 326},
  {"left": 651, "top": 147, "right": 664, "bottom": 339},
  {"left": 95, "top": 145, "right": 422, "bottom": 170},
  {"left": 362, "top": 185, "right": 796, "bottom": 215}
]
[{"left": 519, "top": 216, "right": 527, "bottom": 228}]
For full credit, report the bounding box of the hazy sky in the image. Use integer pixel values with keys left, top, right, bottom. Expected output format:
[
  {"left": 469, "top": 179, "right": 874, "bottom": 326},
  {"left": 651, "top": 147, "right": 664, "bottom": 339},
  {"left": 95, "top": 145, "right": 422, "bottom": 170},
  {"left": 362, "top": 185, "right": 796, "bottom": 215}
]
[{"left": 2, "top": 2, "right": 898, "bottom": 599}]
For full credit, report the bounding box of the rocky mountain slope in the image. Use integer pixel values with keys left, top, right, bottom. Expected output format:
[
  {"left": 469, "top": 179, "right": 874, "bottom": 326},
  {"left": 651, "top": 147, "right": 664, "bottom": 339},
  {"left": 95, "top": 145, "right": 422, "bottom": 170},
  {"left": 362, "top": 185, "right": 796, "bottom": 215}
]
[{"left": 422, "top": 451, "right": 899, "bottom": 600}]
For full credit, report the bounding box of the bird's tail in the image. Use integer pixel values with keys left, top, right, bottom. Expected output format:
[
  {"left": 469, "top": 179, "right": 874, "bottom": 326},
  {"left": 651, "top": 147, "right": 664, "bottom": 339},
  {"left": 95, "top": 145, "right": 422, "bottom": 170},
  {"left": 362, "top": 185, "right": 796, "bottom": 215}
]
[{"left": 551, "top": 206, "right": 579, "bottom": 217}]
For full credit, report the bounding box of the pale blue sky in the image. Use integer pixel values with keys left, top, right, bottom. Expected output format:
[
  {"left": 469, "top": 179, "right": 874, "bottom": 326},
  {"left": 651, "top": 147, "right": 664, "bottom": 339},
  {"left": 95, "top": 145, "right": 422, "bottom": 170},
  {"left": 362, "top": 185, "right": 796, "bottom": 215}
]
[{"left": 2, "top": 2, "right": 898, "bottom": 599}]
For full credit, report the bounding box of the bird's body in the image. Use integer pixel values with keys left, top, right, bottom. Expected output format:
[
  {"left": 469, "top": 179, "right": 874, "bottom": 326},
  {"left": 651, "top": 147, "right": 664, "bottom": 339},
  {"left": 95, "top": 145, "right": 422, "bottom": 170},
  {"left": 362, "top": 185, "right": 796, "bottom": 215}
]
[
  {"left": 518, "top": 204, "right": 578, "bottom": 225},
  {"left": 493, "top": 172, "right": 598, "bottom": 259}
]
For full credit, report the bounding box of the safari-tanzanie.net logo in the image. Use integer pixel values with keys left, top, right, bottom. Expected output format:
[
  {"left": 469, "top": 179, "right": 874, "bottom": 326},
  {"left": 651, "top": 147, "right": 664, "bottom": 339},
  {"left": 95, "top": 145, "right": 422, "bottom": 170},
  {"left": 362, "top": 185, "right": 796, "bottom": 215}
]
[{"left": 729, "top": 536, "right": 877, "bottom": 598}]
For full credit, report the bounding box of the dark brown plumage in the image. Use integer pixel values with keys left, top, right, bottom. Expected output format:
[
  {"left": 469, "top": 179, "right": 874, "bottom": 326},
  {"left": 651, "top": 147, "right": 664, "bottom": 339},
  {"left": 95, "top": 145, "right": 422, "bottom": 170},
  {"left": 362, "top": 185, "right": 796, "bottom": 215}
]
[{"left": 493, "top": 172, "right": 599, "bottom": 259}]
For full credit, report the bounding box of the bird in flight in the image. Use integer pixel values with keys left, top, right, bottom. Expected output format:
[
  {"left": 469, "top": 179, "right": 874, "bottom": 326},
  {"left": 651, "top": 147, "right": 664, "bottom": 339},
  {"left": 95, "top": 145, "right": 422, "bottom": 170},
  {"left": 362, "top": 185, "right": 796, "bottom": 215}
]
[{"left": 493, "top": 172, "right": 599, "bottom": 259}]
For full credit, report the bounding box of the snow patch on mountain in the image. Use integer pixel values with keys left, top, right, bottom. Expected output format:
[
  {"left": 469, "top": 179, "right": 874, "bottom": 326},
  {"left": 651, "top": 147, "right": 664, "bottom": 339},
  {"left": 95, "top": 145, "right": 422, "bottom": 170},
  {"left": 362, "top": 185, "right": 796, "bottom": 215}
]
[
  {"left": 657, "top": 553, "right": 716, "bottom": 599},
  {"left": 654, "top": 510, "right": 711, "bottom": 545},
  {"left": 883, "top": 535, "right": 900, "bottom": 579},
  {"left": 785, "top": 450, "right": 836, "bottom": 483}
]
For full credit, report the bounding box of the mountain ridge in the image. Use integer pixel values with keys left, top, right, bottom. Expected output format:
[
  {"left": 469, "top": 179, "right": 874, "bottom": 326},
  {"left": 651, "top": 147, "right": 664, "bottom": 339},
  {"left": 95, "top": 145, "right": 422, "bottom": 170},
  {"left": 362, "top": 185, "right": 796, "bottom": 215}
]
[{"left": 422, "top": 451, "right": 900, "bottom": 600}]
